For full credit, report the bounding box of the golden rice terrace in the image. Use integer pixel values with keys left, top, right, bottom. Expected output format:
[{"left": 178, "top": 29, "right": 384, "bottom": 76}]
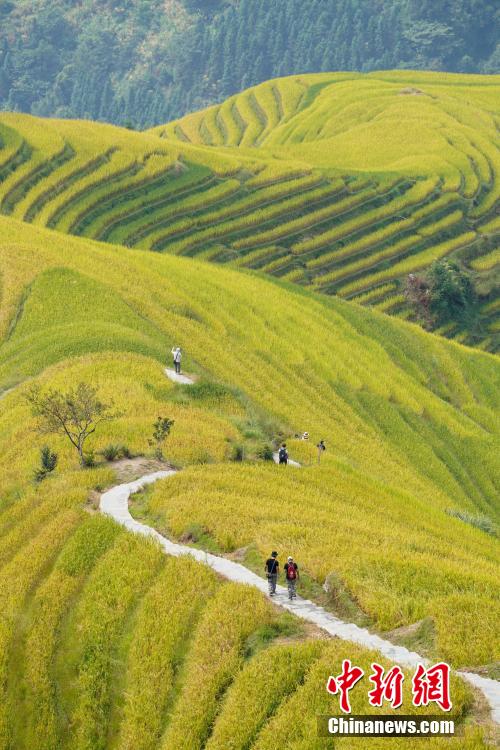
[{"left": 0, "top": 71, "right": 498, "bottom": 349}]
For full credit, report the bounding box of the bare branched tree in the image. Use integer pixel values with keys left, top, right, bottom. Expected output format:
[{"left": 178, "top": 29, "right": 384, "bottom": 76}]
[{"left": 27, "top": 382, "right": 120, "bottom": 466}]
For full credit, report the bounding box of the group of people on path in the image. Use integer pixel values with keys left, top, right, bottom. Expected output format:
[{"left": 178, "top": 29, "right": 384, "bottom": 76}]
[
  {"left": 278, "top": 438, "right": 326, "bottom": 465},
  {"left": 169, "top": 347, "right": 313, "bottom": 603},
  {"left": 170, "top": 347, "right": 326, "bottom": 467},
  {"left": 265, "top": 551, "right": 299, "bottom": 600}
]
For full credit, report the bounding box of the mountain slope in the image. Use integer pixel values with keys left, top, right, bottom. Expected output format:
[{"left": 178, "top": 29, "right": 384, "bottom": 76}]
[
  {"left": 0, "top": 214, "right": 498, "bottom": 745},
  {"left": 0, "top": 215, "right": 498, "bottom": 670}
]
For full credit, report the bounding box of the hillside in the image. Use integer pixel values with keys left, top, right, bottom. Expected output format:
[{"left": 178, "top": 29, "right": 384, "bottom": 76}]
[
  {"left": 1, "top": 71, "right": 498, "bottom": 349},
  {"left": 0, "top": 215, "right": 498, "bottom": 746},
  {"left": 155, "top": 71, "right": 500, "bottom": 348},
  {"left": 0, "top": 0, "right": 498, "bottom": 127}
]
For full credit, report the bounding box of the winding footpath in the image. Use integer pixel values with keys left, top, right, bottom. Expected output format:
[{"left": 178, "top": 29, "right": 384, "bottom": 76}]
[{"left": 99, "top": 368, "right": 500, "bottom": 723}]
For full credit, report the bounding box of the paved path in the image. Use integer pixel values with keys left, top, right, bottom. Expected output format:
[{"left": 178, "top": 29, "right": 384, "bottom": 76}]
[
  {"left": 164, "top": 368, "right": 195, "bottom": 385},
  {"left": 100, "top": 471, "right": 500, "bottom": 723},
  {"left": 273, "top": 452, "right": 301, "bottom": 468}
]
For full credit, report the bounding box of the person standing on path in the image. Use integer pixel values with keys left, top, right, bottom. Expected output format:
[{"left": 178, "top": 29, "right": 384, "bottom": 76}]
[
  {"left": 278, "top": 443, "right": 288, "bottom": 465},
  {"left": 171, "top": 346, "right": 182, "bottom": 374},
  {"left": 284, "top": 556, "right": 299, "bottom": 599},
  {"left": 265, "top": 551, "right": 279, "bottom": 596},
  {"left": 317, "top": 439, "right": 326, "bottom": 464}
]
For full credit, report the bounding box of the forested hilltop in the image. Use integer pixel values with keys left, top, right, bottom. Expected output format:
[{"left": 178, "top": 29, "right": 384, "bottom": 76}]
[{"left": 0, "top": 0, "right": 498, "bottom": 128}]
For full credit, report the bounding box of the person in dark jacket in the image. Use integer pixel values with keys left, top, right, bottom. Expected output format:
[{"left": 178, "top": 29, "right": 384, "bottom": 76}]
[
  {"left": 278, "top": 443, "right": 288, "bottom": 465},
  {"left": 265, "top": 551, "right": 279, "bottom": 596}
]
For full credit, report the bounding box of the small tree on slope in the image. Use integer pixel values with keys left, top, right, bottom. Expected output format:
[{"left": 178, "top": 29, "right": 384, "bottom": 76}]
[
  {"left": 33, "top": 445, "right": 58, "bottom": 483},
  {"left": 149, "top": 416, "right": 174, "bottom": 460},
  {"left": 427, "top": 259, "right": 476, "bottom": 326},
  {"left": 27, "top": 383, "right": 120, "bottom": 467},
  {"left": 405, "top": 261, "right": 475, "bottom": 329}
]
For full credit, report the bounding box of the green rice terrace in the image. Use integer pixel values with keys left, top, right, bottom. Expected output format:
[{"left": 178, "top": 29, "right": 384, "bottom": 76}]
[{"left": 0, "top": 71, "right": 498, "bottom": 351}]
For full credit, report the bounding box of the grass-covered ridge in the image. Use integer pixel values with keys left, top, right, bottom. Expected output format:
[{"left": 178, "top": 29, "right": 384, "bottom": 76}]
[{"left": 0, "top": 70, "right": 498, "bottom": 350}]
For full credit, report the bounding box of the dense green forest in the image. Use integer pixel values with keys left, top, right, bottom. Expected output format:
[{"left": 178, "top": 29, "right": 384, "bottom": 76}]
[{"left": 0, "top": 0, "right": 498, "bottom": 128}]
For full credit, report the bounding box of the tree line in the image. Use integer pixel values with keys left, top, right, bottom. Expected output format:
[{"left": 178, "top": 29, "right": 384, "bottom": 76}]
[{"left": 0, "top": 0, "right": 498, "bottom": 129}]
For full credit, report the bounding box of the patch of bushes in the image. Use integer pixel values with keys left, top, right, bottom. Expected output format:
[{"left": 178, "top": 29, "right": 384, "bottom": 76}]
[
  {"left": 183, "top": 380, "right": 232, "bottom": 401},
  {"left": 101, "top": 444, "right": 121, "bottom": 462},
  {"left": 194, "top": 449, "right": 215, "bottom": 465},
  {"left": 82, "top": 451, "right": 96, "bottom": 468},
  {"left": 33, "top": 445, "right": 58, "bottom": 483},
  {"left": 100, "top": 443, "right": 133, "bottom": 462},
  {"left": 257, "top": 443, "right": 274, "bottom": 461},
  {"left": 230, "top": 443, "right": 245, "bottom": 461},
  {"left": 405, "top": 260, "right": 476, "bottom": 329}
]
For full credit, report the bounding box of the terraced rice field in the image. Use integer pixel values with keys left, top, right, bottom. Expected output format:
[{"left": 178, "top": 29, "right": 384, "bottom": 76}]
[
  {"left": 155, "top": 72, "right": 499, "bottom": 349},
  {"left": 0, "top": 69, "right": 498, "bottom": 749},
  {"left": 0, "top": 71, "right": 498, "bottom": 351},
  {"left": 0, "top": 217, "right": 498, "bottom": 746}
]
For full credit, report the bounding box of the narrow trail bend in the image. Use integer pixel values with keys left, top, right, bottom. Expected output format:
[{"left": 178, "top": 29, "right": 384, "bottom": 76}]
[{"left": 98, "top": 366, "right": 500, "bottom": 723}]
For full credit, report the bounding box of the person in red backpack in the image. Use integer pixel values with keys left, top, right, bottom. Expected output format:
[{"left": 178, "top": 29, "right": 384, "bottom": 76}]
[{"left": 284, "top": 556, "right": 299, "bottom": 599}]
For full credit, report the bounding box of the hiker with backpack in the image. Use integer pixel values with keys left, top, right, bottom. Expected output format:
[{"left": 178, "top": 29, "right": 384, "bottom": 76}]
[
  {"left": 171, "top": 346, "right": 182, "bottom": 374},
  {"left": 284, "top": 556, "right": 299, "bottom": 599},
  {"left": 317, "top": 439, "right": 326, "bottom": 464},
  {"left": 278, "top": 443, "right": 288, "bottom": 465},
  {"left": 265, "top": 551, "right": 279, "bottom": 596}
]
